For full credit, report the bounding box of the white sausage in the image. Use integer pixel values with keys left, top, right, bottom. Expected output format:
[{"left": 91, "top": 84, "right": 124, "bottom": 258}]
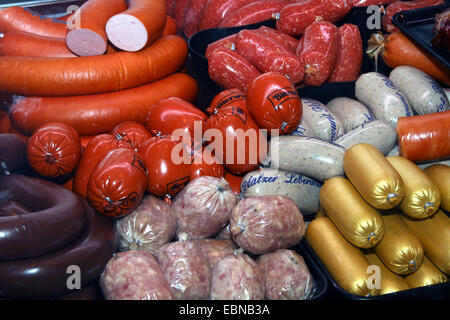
[
  {"left": 291, "top": 118, "right": 314, "bottom": 137},
  {"left": 326, "top": 97, "right": 374, "bottom": 132}
]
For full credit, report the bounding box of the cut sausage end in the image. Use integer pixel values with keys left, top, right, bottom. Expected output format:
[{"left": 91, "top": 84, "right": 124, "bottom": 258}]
[
  {"left": 106, "top": 14, "right": 149, "bottom": 52},
  {"left": 66, "top": 29, "right": 107, "bottom": 57}
]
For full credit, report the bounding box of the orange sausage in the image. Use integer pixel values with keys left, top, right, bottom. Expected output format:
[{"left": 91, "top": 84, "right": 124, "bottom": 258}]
[
  {"left": 0, "top": 6, "right": 67, "bottom": 38},
  {"left": 397, "top": 111, "right": 450, "bottom": 162},
  {"left": 0, "top": 32, "right": 77, "bottom": 58},
  {"left": 65, "top": 0, "right": 127, "bottom": 56},
  {"left": 106, "top": 0, "right": 166, "bottom": 52},
  {"left": 0, "top": 35, "right": 188, "bottom": 96},
  {"left": 162, "top": 15, "right": 177, "bottom": 36},
  {"left": 10, "top": 72, "right": 198, "bottom": 136}
]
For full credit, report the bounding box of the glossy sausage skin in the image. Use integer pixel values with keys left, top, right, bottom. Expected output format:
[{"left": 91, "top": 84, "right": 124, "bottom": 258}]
[{"left": 0, "top": 174, "right": 86, "bottom": 261}]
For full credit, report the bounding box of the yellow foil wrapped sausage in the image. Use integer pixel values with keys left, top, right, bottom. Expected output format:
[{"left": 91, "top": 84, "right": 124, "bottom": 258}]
[
  {"left": 374, "top": 213, "right": 424, "bottom": 275},
  {"left": 365, "top": 253, "right": 410, "bottom": 295},
  {"left": 306, "top": 217, "right": 380, "bottom": 297},
  {"left": 344, "top": 143, "right": 405, "bottom": 209},
  {"left": 386, "top": 156, "right": 441, "bottom": 219},
  {"left": 423, "top": 164, "right": 450, "bottom": 212},
  {"left": 320, "top": 177, "right": 384, "bottom": 248},
  {"left": 400, "top": 210, "right": 450, "bottom": 275},
  {"left": 404, "top": 256, "right": 448, "bottom": 289}
]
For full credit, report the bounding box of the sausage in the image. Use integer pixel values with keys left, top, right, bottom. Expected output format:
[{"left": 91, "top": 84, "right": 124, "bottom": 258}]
[
  {"left": 189, "top": 149, "right": 225, "bottom": 180},
  {"left": 235, "top": 29, "right": 305, "bottom": 84},
  {"left": 0, "top": 198, "right": 116, "bottom": 299},
  {"left": 387, "top": 156, "right": 441, "bottom": 219},
  {"left": 173, "top": 176, "right": 237, "bottom": 240},
  {"left": 219, "top": 0, "right": 288, "bottom": 28},
  {"left": 389, "top": 66, "right": 449, "bottom": 115},
  {"left": 205, "top": 34, "right": 237, "bottom": 60},
  {"left": 374, "top": 213, "right": 424, "bottom": 275},
  {"left": 320, "top": 177, "right": 384, "bottom": 248},
  {"left": 27, "top": 123, "right": 81, "bottom": 179},
  {"left": 298, "top": 21, "right": 339, "bottom": 86},
  {"left": 230, "top": 195, "right": 305, "bottom": 255},
  {"left": 0, "top": 174, "right": 87, "bottom": 261},
  {"left": 208, "top": 47, "right": 261, "bottom": 92},
  {"left": 156, "top": 240, "right": 211, "bottom": 300},
  {"left": 0, "top": 32, "right": 76, "bottom": 58},
  {"left": 10, "top": 72, "right": 198, "bottom": 136},
  {"left": 382, "top": 0, "right": 444, "bottom": 33},
  {"left": 100, "top": 250, "right": 173, "bottom": 300},
  {"left": 423, "top": 164, "right": 450, "bottom": 212},
  {"left": 396, "top": 111, "right": 450, "bottom": 162},
  {"left": 0, "top": 200, "right": 31, "bottom": 217},
  {"left": 161, "top": 15, "right": 177, "bottom": 36},
  {"left": 223, "top": 171, "right": 244, "bottom": 195},
  {"left": 291, "top": 118, "right": 315, "bottom": 137},
  {"left": 355, "top": 72, "right": 414, "bottom": 128},
  {"left": 66, "top": 0, "right": 127, "bottom": 56},
  {"left": 326, "top": 97, "right": 374, "bottom": 132},
  {"left": 400, "top": 210, "right": 450, "bottom": 275},
  {"left": 194, "top": 239, "right": 237, "bottom": 269},
  {"left": 343, "top": 143, "right": 405, "bottom": 209},
  {"left": 106, "top": 0, "right": 166, "bottom": 52},
  {"left": 87, "top": 148, "right": 148, "bottom": 218},
  {"left": 58, "top": 282, "right": 103, "bottom": 301},
  {"left": 352, "top": 0, "right": 396, "bottom": 6},
  {"left": 404, "top": 256, "right": 448, "bottom": 289},
  {"left": 215, "top": 224, "right": 233, "bottom": 240},
  {"left": 257, "top": 249, "right": 315, "bottom": 300},
  {"left": 207, "top": 88, "right": 247, "bottom": 115},
  {"left": 0, "top": 6, "right": 67, "bottom": 38},
  {"left": 0, "top": 35, "right": 188, "bottom": 96},
  {"left": 335, "top": 120, "right": 397, "bottom": 155},
  {"left": 116, "top": 195, "right": 177, "bottom": 254},
  {"left": 241, "top": 168, "right": 322, "bottom": 215},
  {"left": 255, "top": 26, "right": 298, "bottom": 53},
  {"left": 306, "top": 216, "right": 380, "bottom": 297},
  {"left": 417, "top": 159, "right": 450, "bottom": 170},
  {"left": 198, "top": 0, "right": 257, "bottom": 30},
  {"left": 0, "top": 133, "right": 27, "bottom": 175},
  {"left": 268, "top": 136, "right": 346, "bottom": 182},
  {"left": 210, "top": 251, "right": 264, "bottom": 300},
  {"left": 183, "top": 0, "right": 209, "bottom": 38},
  {"left": 329, "top": 23, "right": 363, "bottom": 82},
  {"left": 173, "top": 0, "right": 190, "bottom": 29},
  {"left": 276, "top": 0, "right": 353, "bottom": 37},
  {"left": 301, "top": 98, "right": 344, "bottom": 141},
  {"left": 111, "top": 121, "right": 153, "bottom": 153}
]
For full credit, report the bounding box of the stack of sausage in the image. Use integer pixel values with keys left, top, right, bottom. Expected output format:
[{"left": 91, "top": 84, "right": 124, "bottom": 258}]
[{"left": 306, "top": 143, "right": 449, "bottom": 297}]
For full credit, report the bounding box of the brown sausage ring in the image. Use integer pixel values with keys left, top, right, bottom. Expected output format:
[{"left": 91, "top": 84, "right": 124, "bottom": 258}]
[
  {"left": 0, "top": 197, "right": 117, "bottom": 299},
  {"left": 0, "top": 173, "right": 87, "bottom": 261}
]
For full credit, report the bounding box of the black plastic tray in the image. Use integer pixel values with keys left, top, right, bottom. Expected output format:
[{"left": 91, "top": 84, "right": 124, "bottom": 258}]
[
  {"left": 302, "top": 237, "right": 450, "bottom": 300},
  {"left": 391, "top": 2, "right": 450, "bottom": 69}
]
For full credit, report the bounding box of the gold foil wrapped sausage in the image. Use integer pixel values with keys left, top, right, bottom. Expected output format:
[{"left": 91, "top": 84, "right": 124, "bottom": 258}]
[
  {"left": 365, "top": 253, "right": 410, "bottom": 295},
  {"left": 386, "top": 156, "right": 441, "bottom": 219},
  {"left": 320, "top": 177, "right": 384, "bottom": 248},
  {"left": 344, "top": 143, "right": 405, "bottom": 209},
  {"left": 306, "top": 217, "right": 380, "bottom": 297},
  {"left": 423, "top": 164, "right": 450, "bottom": 212},
  {"left": 404, "top": 256, "right": 448, "bottom": 289},
  {"left": 374, "top": 213, "right": 424, "bottom": 275},
  {"left": 400, "top": 210, "right": 450, "bottom": 275}
]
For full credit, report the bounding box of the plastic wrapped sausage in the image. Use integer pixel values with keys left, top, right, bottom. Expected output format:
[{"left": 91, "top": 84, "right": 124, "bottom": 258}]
[
  {"left": 173, "top": 176, "right": 237, "bottom": 240},
  {"left": 326, "top": 97, "right": 374, "bottom": 132},
  {"left": 116, "top": 195, "right": 177, "bottom": 255},
  {"left": 194, "top": 239, "right": 237, "bottom": 269},
  {"left": 156, "top": 240, "right": 211, "bottom": 300},
  {"left": 100, "top": 250, "right": 174, "bottom": 300},
  {"left": 210, "top": 251, "right": 264, "bottom": 300},
  {"left": 257, "top": 249, "right": 315, "bottom": 300},
  {"left": 205, "top": 34, "right": 237, "bottom": 60},
  {"left": 230, "top": 195, "right": 305, "bottom": 255},
  {"left": 423, "top": 164, "right": 450, "bottom": 212}
]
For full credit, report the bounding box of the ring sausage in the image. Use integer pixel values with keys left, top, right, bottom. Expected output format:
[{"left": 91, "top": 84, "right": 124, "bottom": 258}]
[
  {"left": 10, "top": 72, "right": 198, "bottom": 136},
  {"left": 0, "top": 35, "right": 188, "bottom": 96},
  {"left": 0, "top": 133, "right": 27, "bottom": 174},
  {"left": 0, "top": 197, "right": 116, "bottom": 299},
  {"left": 0, "top": 174, "right": 86, "bottom": 261}
]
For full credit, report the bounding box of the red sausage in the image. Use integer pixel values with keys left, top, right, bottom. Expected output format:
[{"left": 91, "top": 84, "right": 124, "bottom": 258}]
[
  {"left": 66, "top": 0, "right": 127, "bottom": 56},
  {"left": 255, "top": 26, "right": 298, "bottom": 53},
  {"left": 329, "top": 24, "right": 363, "bottom": 82},
  {"left": 173, "top": 0, "right": 190, "bottom": 29},
  {"left": 207, "top": 89, "right": 247, "bottom": 115},
  {"left": 219, "top": 0, "right": 289, "bottom": 28},
  {"left": 208, "top": 47, "right": 261, "bottom": 93},
  {"left": 199, "top": 0, "right": 258, "bottom": 30},
  {"left": 235, "top": 29, "right": 305, "bottom": 84},
  {"left": 9, "top": 73, "right": 198, "bottom": 136},
  {"left": 382, "top": 0, "right": 444, "bottom": 33},
  {"left": 397, "top": 111, "right": 450, "bottom": 162},
  {"left": 0, "top": 6, "right": 67, "bottom": 38},
  {"left": 183, "top": 0, "right": 209, "bottom": 38},
  {"left": 298, "top": 21, "right": 339, "bottom": 86},
  {"left": 106, "top": 0, "right": 167, "bottom": 52},
  {"left": 111, "top": 122, "right": 153, "bottom": 153},
  {"left": 205, "top": 34, "right": 237, "bottom": 60}
]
